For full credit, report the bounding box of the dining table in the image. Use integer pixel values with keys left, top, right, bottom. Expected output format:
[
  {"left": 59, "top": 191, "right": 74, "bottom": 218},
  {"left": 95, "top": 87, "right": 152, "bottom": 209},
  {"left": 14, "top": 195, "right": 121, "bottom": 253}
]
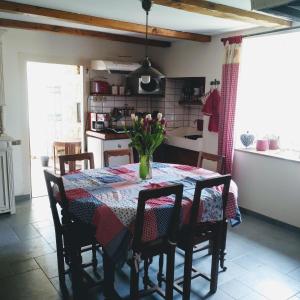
[{"left": 60, "top": 162, "right": 240, "bottom": 298}]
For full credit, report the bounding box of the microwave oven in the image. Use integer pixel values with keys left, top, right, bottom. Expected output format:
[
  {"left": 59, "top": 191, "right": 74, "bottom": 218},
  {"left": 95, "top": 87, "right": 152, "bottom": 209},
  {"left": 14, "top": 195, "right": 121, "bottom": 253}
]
[{"left": 89, "top": 113, "right": 109, "bottom": 131}]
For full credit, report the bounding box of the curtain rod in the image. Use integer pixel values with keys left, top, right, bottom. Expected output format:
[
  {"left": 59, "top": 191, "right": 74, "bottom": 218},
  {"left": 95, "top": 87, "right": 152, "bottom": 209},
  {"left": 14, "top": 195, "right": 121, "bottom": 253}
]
[{"left": 243, "top": 25, "right": 300, "bottom": 38}]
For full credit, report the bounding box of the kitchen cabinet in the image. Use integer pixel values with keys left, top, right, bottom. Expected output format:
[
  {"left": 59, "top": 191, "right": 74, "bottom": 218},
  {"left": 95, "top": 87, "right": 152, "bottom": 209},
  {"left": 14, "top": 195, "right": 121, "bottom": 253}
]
[
  {"left": 157, "top": 144, "right": 199, "bottom": 166},
  {"left": 87, "top": 136, "right": 131, "bottom": 168},
  {"left": 0, "top": 139, "right": 15, "bottom": 214}
]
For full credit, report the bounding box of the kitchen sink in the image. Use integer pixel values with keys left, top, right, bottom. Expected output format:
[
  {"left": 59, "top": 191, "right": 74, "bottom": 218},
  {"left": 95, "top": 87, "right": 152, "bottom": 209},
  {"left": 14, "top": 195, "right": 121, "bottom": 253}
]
[{"left": 184, "top": 134, "right": 203, "bottom": 140}]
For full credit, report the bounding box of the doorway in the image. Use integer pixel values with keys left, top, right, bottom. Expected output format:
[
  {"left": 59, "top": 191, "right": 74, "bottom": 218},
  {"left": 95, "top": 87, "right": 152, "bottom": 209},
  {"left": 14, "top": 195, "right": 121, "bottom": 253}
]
[{"left": 27, "top": 62, "right": 84, "bottom": 197}]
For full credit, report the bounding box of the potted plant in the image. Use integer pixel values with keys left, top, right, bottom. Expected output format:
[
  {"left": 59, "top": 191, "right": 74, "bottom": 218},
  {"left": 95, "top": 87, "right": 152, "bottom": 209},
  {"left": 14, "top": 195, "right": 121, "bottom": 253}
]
[{"left": 127, "top": 113, "right": 166, "bottom": 180}]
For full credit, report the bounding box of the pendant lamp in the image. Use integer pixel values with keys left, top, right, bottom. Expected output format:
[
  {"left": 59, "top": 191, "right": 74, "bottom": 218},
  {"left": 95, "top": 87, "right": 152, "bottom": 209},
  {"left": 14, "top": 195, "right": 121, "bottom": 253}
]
[{"left": 128, "top": 0, "right": 164, "bottom": 84}]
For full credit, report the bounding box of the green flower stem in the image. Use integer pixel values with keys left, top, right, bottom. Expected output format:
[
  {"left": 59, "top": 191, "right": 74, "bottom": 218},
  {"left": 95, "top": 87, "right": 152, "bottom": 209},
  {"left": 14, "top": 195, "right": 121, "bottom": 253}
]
[{"left": 139, "top": 154, "right": 151, "bottom": 180}]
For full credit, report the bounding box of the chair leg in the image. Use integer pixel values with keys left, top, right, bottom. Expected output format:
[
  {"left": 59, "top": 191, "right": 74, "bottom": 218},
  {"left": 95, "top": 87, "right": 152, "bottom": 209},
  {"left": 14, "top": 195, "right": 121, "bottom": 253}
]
[
  {"left": 130, "top": 256, "right": 140, "bottom": 300},
  {"left": 56, "top": 235, "right": 66, "bottom": 290},
  {"left": 165, "top": 247, "right": 175, "bottom": 300},
  {"left": 143, "top": 257, "right": 152, "bottom": 290},
  {"left": 182, "top": 245, "right": 193, "bottom": 300},
  {"left": 92, "top": 242, "right": 98, "bottom": 273},
  {"left": 69, "top": 245, "right": 84, "bottom": 300},
  {"left": 208, "top": 240, "right": 213, "bottom": 255},
  {"left": 157, "top": 253, "right": 164, "bottom": 287},
  {"left": 220, "top": 220, "right": 228, "bottom": 271},
  {"left": 210, "top": 228, "right": 221, "bottom": 293}
]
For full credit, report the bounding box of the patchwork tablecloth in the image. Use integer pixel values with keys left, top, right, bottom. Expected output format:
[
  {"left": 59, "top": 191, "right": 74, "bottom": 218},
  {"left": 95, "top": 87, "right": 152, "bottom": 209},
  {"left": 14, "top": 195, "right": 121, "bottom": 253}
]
[{"left": 61, "top": 163, "right": 240, "bottom": 265}]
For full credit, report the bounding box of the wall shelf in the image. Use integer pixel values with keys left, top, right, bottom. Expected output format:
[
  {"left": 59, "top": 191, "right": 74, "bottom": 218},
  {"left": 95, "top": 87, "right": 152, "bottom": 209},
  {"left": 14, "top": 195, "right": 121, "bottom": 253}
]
[{"left": 179, "top": 100, "right": 203, "bottom": 106}]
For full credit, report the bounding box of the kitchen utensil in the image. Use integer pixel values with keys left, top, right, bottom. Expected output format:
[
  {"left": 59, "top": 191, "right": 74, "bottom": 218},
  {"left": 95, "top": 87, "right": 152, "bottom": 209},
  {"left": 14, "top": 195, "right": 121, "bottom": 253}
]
[{"left": 90, "top": 80, "right": 110, "bottom": 95}]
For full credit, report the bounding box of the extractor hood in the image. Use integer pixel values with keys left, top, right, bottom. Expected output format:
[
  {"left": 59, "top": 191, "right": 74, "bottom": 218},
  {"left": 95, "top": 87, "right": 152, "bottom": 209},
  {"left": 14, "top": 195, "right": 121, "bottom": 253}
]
[
  {"left": 251, "top": 0, "right": 300, "bottom": 22},
  {"left": 90, "top": 60, "right": 141, "bottom": 75}
]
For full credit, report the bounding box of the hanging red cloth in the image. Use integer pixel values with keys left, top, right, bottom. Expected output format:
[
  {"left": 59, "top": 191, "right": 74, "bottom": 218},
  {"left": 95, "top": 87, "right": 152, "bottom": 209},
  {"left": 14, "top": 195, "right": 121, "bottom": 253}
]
[{"left": 202, "top": 88, "right": 220, "bottom": 133}]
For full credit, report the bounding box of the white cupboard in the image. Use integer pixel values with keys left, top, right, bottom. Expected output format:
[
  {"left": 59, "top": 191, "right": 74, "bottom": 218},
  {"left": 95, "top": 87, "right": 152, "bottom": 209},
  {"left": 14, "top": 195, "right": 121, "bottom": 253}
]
[
  {"left": 0, "top": 137, "right": 15, "bottom": 214},
  {"left": 87, "top": 136, "right": 131, "bottom": 168}
]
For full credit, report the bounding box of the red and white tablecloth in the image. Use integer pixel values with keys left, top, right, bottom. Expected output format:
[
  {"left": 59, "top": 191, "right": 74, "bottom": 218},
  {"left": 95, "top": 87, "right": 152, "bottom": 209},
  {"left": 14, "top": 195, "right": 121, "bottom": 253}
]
[{"left": 61, "top": 163, "right": 239, "bottom": 264}]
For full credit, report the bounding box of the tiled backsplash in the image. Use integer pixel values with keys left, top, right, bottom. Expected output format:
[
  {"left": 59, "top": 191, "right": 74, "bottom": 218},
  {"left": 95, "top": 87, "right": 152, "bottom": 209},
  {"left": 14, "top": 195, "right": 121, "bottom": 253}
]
[
  {"left": 88, "top": 78, "right": 203, "bottom": 129},
  {"left": 163, "top": 79, "right": 203, "bottom": 129}
]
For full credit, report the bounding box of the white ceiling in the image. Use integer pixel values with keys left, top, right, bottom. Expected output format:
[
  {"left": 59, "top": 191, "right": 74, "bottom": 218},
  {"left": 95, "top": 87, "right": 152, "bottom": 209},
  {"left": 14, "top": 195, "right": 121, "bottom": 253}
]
[{"left": 0, "top": 0, "right": 257, "bottom": 39}]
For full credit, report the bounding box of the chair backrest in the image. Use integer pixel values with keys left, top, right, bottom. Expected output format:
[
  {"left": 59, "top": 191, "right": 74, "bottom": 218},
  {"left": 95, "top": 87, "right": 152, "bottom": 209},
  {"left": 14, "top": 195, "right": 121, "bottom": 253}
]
[
  {"left": 44, "top": 170, "right": 70, "bottom": 234},
  {"left": 59, "top": 152, "right": 94, "bottom": 175},
  {"left": 103, "top": 148, "right": 133, "bottom": 167},
  {"left": 197, "top": 151, "right": 224, "bottom": 174},
  {"left": 188, "top": 175, "right": 231, "bottom": 232},
  {"left": 132, "top": 184, "right": 184, "bottom": 252}
]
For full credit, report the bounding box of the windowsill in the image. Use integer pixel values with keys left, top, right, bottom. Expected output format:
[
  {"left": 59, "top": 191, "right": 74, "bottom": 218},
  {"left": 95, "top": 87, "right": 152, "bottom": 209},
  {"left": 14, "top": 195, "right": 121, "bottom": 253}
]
[{"left": 235, "top": 147, "right": 300, "bottom": 163}]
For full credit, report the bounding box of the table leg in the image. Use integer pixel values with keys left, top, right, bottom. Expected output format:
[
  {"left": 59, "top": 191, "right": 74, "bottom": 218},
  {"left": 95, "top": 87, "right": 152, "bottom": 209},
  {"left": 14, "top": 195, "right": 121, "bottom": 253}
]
[
  {"left": 220, "top": 219, "right": 228, "bottom": 271},
  {"left": 103, "top": 251, "right": 122, "bottom": 300}
]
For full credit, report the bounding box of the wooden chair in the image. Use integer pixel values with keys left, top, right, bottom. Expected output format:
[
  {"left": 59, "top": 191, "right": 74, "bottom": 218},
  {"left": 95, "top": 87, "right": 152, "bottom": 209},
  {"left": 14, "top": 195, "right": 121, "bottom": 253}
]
[
  {"left": 59, "top": 152, "right": 94, "bottom": 175},
  {"left": 44, "top": 170, "right": 100, "bottom": 297},
  {"left": 53, "top": 140, "right": 81, "bottom": 173},
  {"left": 103, "top": 148, "right": 133, "bottom": 167},
  {"left": 197, "top": 151, "right": 225, "bottom": 174},
  {"left": 174, "top": 175, "right": 231, "bottom": 300},
  {"left": 129, "top": 184, "right": 184, "bottom": 300}
]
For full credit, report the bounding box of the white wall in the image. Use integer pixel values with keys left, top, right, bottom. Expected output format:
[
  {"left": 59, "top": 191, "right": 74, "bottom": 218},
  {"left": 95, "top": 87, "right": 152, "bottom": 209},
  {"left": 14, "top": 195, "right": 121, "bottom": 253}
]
[
  {"left": 2, "top": 28, "right": 147, "bottom": 196},
  {"left": 234, "top": 151, "right": 300, "bottom": 228},
  {"left": 152, "top": 37, "right": 222, "bottom": 153}
]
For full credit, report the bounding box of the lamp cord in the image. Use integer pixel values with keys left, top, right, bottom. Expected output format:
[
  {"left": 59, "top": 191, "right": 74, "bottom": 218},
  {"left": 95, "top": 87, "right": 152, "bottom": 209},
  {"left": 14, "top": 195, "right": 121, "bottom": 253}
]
[{"left": 145, "top": 10, "right": 149, "bottom": 59}]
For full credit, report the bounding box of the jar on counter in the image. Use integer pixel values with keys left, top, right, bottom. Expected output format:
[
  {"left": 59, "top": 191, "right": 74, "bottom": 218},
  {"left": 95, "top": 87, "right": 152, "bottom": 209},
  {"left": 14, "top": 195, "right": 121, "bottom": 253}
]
[
  {"left": 119, "top": 86, "right": 125, "bottom": 95},
  {"left": 112, "top": 85, "right": 118, "bottom": 95}
]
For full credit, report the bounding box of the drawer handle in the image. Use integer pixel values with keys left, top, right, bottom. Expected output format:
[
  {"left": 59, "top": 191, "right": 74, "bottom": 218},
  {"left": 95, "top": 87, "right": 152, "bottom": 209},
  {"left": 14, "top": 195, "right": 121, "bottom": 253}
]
[{"left": 117, "top": 144, "right": 122, "bottom": 148}]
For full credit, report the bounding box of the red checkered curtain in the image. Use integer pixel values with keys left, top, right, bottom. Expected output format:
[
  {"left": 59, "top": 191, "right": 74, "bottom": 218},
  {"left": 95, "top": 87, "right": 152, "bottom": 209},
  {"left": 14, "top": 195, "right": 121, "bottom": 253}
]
[{"left": 218, "top": 36, "right": 243, "bottom": 174}]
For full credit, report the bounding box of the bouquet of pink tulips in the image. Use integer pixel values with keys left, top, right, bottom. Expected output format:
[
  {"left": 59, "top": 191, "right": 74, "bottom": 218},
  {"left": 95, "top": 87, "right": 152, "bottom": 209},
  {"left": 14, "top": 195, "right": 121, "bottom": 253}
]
[{"left": 127, "top": 112, "right": 166, "bottom": 179}]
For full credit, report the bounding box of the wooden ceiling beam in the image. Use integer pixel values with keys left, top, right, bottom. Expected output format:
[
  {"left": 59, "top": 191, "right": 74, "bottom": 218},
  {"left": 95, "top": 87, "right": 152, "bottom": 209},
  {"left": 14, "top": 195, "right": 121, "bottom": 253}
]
[
  {"left": 0, "top": 0, "right": 211, "bottom": 42},
  {"left": 154, "top": 0, "right": 292, "bottom": 28},
  {"left": 0, "top": 18, "right": 171, "bottom": 47}
]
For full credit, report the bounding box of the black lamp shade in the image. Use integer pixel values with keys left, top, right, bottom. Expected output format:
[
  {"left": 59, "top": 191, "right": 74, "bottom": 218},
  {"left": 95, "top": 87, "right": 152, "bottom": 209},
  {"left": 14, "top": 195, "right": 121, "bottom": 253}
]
[{"left": 128, "top": 57, "right": 164, "bottom": 79}]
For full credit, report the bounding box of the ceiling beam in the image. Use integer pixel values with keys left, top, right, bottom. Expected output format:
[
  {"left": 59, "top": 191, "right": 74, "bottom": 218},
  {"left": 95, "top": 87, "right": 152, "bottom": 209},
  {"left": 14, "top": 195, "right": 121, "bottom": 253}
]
[
  {"left": 0, "top": 0, "right": 211, "bottom": 42},
  {"left": 153, "top": 0, "right": 292, "bottom": 28},
  {"left": 0, "top": 18, "right": 171, "bottom": 47}
]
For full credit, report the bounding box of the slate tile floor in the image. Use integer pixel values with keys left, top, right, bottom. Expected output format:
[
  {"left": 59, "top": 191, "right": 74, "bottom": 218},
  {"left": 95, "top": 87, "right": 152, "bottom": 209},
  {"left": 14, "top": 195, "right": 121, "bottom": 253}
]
[{"left": 0, "top": 196, "right": 300, "bottom": 300}]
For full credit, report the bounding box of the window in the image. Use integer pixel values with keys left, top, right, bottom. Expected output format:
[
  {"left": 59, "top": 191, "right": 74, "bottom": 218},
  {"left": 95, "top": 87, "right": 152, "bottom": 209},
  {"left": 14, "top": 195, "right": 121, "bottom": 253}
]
[{"left": 235, "top": 31, "right": 300, "bottom": 151}]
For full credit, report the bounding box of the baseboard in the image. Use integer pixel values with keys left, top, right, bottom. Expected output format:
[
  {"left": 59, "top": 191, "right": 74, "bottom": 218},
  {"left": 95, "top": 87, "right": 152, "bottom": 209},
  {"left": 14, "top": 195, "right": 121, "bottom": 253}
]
[
  {"left": 15, "top": 194, "right": 31, "bottom": 202},
  {"left": 240, "top": 207, "right": 300, "bottom": 234}
]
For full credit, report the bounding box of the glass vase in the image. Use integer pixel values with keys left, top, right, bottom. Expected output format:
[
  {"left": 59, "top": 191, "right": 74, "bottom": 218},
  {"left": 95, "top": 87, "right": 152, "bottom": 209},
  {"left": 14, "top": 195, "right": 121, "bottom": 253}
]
[{"left": 139, "top": 154, "right": 152, "bottom": 180}]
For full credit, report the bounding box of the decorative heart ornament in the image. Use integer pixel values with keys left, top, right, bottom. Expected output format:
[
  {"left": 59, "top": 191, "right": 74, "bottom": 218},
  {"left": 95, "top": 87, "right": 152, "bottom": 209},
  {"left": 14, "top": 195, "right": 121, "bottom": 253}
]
[{"left": 240, "top": 132, "right": 255, "bottom": 148}]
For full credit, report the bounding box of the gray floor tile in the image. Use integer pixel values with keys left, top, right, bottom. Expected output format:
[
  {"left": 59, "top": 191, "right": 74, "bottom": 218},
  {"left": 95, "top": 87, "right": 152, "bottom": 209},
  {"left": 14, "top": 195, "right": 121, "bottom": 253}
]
[
  {"left": 12, "top": 223, "right": 41, "bottom": 240},
  {"left": 240, "top": 291, "right": 267, "bottom": 299},
  {"left": 0, "top": 236, "right": 55, "bottom": 264},
  {"left": 220, "top": 278, "right": 254, "bottom": 299},
  {"left": 289, "top": 267, "right": 300, "bottom": 282},
  {"left": 35, "top": 252, "right": 59, "bottom": 278},
  {"left": 0, "top": 269, "right": 60, "bottom": 300},
  {"left": 0, "top": 223, "right": 20, "bottom": 247}
]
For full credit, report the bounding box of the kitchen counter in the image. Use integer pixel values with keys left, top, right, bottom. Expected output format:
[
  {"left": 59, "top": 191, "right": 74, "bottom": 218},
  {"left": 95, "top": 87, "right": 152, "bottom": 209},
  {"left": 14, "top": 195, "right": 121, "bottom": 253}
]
[
  {"left": 165, "top": 127, "right": 203, "bottom": 152},
  {"left": 86, "top": 130, "right": 129, "bottom": 140}
]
